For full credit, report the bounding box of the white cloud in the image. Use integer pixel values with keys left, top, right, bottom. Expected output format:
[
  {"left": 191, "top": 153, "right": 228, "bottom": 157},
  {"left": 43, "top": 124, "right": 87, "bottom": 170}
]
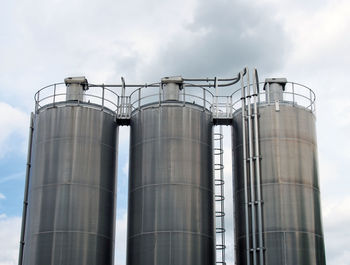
[
  {"left": 0, "top": 216, "right": 21, "bottom": 265},
  {"left": 118, "top": 127, "right": 130, "bottom": 151},
  {"left": 323, "top": 196, "right": 350, "bottom": 228},
  {"left": 284, "top": 0, "right": 350, "bottom": 67},
  {"left": 122, "top": 162, "right": 129, "bottom": 176},
  {"left": 0, "top": 103, "right": 29, "bottom": 158},
  {"left": 0, "top": 193, "right": 5, "bottom": 200},
  {"left": 322, "top": 196, "right": 350, "bottom": 265},
  {"left": 0, "top": 172, "right": 25, "bottom": 185}
]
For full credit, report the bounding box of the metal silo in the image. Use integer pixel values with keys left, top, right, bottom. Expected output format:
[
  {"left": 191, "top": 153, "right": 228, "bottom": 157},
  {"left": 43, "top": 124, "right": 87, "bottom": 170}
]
[
  {"left": 126, "top": 77, "right": 215, "bottom": 265},
  {"left": 19, "top": 77, "right": 119, "bottom": 265},
  {"left": 232, "top": 76, "right": 326, "bottom": 265}
]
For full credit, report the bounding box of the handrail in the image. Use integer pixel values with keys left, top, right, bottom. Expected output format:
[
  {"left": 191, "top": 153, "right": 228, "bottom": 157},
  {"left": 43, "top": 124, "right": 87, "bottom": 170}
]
[
  {"left": 34, "top": 83, "right": 121, "bottom": 115},
  {"left": 128, "top": 82, "right": 216, "bottom": 112},
  {"left": 228, "top": 81, "right": 316, "bottom": 115},
  {"left": 34, "top": 76, "right": 316, "bottom": 119}
]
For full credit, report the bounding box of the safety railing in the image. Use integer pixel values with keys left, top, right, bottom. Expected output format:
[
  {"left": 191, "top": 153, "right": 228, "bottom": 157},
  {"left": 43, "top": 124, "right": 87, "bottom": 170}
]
[
  {"left": 34, "top": 80, "right": 315, "bottom": 119},
  {"left": 224, "top": 81, "right": 316, "bottom": 116},
  {"left": 129, "top": 82, "right": 215, "bottom": 112},
  {"left": 210, "top": 96, "right": 233, "bottom": 119},
  {"left": 34, "top": 83, "right": 125, "bottom": 116}
]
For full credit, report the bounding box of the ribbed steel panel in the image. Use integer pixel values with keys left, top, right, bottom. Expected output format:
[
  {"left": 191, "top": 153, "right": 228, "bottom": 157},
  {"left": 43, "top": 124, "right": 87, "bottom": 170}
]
[
  {"left": 232, "top": 103, "right": 326, "bottom": 265},
  {"left": 127, "top": 103, "right": 215, "bottom": 265},
  {"left": 22, "top": 105, "right": 118, "bottom": 265}
]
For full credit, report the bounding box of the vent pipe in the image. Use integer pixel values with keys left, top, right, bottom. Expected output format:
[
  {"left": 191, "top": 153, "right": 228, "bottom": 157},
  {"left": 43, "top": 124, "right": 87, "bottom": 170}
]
[{"left": 64, "top": 76, "right": 88, "bottom": 101}]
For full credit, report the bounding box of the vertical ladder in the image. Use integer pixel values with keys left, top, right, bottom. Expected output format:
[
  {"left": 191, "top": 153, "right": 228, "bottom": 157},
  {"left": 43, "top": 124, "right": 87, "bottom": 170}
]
[
  {"left": 18, "top": 113, "right": 34, "bottom": 265},
  {"left": 240, "top": 68, "right": 265, "bottom": 265},
  {"left": 214, "top": 126, "right": 226, "bottom": 265}
]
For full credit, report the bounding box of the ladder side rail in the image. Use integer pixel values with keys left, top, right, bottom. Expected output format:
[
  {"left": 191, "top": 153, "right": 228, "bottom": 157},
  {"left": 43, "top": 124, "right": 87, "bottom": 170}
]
[{"left": 18, "top": 113, "right": 35, "bottom": 265}]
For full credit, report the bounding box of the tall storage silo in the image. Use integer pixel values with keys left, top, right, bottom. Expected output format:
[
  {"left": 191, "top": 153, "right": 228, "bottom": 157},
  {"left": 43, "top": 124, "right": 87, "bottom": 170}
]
[
  {"left": 127, "top": 77, "right": 215, "bottom": 265},
  {"left": 232, "top": 78, "right": 326, "bottom": 265},
  {"left": 19, "top": 77, "right": 119, "bottom": 265}
]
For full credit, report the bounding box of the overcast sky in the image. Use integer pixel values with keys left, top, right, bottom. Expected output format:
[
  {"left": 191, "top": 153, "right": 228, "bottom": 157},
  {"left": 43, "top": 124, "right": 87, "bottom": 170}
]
[{"left": 0, "top": 0, "right": 349, "bottom": 264}]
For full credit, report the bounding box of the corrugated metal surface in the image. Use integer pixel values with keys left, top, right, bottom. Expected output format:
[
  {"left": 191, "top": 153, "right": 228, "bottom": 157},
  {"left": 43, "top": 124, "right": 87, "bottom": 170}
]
[
  {"left": 127, "top": 103, "right": 215, "bottom": 265},
  {"left": 232, "top": 103, "right": 326, "bottom": 265},
  {"left": 22, "top": 105, "right": 118, "bottom": 265}
]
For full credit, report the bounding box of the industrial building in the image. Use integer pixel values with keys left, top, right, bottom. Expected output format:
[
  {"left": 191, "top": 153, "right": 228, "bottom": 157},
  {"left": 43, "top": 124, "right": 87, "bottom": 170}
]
[{"left": 18, "top": 68, "right": 326, "bottom": 265}]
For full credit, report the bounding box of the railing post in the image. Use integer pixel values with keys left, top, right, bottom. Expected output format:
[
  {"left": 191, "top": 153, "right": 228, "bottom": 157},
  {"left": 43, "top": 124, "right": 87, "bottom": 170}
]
[
  {"left": 127, "top": 96, "right": 131, "bottom": 117},
  {"left": 117, "top": 96, "right": 120, "bottom": 117},
  {"left": 102, "top": 84, "right": 105, "bottom": 110},
  {"left": 53, "top": 84, "right": 56, "bottom": 107},
  {"left": 203, "top": 88, "right": 206, "bottom": 111},
  {"left": 183, "top": 85, "right": 186, "bottom": 106},
  {"left": 138, "top": 87, "right": 141, "bottom": 111},
  {"left": 227, "top": 97, "right": 229, "bottom": 118},
  {"left": 159, "top": 82, "right": 162, "bottom": 107},
  {"left": 309, "top": 89, "right": 312, "bottom": 111},
  {"left": 292, "top": 82, "right": 295, "bottom": 106},
  {"left": 121, "top": 77, "right": 126, "bottom": 117},
  {"left": 35, "top": 91, "right": 40, "bottom": 113}
]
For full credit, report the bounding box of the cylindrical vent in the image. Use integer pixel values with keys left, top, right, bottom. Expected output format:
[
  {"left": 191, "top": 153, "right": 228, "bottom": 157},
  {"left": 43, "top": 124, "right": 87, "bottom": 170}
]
[
  {"left": 64, "top": 76, "right": 88, "bottom": 101},
  {"left": 127, "top": 103, "right": 215, "bottom": 265},
  {"left": 163, "top": 82, "right": 180, "bottom": 101},
  {"left": 66, "top": 83, "right": 85, "bottom": 101},
  {"left": 232, "top": 103, "right": 326, "bottom": 265},
  {"left": 264, "top": 78, "right": 286, "bottom": 102},
  {"left": 22, "top": 105, "right": 118, "bottom": 265}
]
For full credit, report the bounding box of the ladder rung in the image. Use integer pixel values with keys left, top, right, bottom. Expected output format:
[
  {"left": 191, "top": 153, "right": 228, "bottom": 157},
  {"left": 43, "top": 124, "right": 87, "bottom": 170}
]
[
  {"left": 214, "top": 163, "right": 224, "bottom": 170},
  {"left": 216, "top": 244, "right": 226, "bottom": 250},
  {"left": 215, "top": 211, "right": 225, "bottom": 217},
  {"left": 216, "top": 227, "right": 226, "bottom": 233},
  {"left": 215, "top": 179, "right": 225, "bottom": 185},
  {"left": 215, "top": 195, "right": 225, "bottom": 201},
  {"left": 213, "top": 133, "right": 224, "bottom": 140},
  {"left": 214, "top": 148, "right": 224, "bottom": 155}
]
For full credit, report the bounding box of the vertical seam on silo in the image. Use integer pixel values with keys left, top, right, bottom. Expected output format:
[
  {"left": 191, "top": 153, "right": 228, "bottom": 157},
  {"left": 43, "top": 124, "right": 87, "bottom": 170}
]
[
  {"left": 283, "top": 232, "right": 287, "bottom": 265},
  {"left": 169, "top": 232, "right": 172, "bottom": 265},
  {"left": 141, "top": 188, "right": 144, "bottom": 233}
]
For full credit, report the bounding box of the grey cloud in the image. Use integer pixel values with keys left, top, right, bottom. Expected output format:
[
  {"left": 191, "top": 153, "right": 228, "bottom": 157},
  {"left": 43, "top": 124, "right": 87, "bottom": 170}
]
[
  {"left": 0, "top": 0, "right": 192, "bottom": 106},
  {"left": 142, "top": 0, "right": 290, "bottom": 80}
]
